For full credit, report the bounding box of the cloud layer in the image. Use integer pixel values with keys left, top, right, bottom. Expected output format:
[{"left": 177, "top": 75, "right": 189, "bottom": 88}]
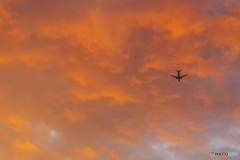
[{"left": 0, "top": 0, "right": 240, "bottom": 159}]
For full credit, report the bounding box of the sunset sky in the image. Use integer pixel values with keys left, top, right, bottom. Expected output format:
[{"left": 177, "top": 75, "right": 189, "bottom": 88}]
[{"left": 1, "top": 0, "right": 240, "bottom": 159}]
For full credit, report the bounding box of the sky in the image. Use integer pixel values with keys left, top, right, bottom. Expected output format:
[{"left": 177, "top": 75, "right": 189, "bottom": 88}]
[{"left": 0, "top": 0, "right": 240, "bottom": 159}]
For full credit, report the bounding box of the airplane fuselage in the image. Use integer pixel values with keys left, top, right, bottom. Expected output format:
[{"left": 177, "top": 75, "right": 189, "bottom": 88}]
[{"left": 177, "top": 71, "right": 181, "bottom": 82}]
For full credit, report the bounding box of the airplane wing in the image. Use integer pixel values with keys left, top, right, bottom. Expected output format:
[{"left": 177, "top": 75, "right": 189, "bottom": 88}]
[
  {"left": 170, "top": 75, "right": 177, "bottom": 78},
  {"left": 180, "top": 74, "right": 187, "bottom": 78}
]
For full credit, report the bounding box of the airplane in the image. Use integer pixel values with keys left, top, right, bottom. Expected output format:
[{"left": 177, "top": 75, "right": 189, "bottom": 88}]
[{"left": 170, "top": 70, "right": 187, "bottom": 82}]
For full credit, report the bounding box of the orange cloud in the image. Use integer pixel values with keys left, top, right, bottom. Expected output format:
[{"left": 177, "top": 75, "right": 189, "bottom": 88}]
[
  {"left": 69, "top": 84, "right": 137, "bottom": 103},
  {"left": 64, "top": 108, "right": 85, "bottom": 123},
  {"left": 0, "top": 0, "right": 240, "bottom": 159},
  {"left": 7, "top": 115, "right": 29, "bottom": 131},
  {"left": 233, "top": 107, "right": 240, "bottom": 119},
  {"left": 82, "top": 147, "right": 98, "bottom": 159},
  {"left": 72, "top": 147, "right": 98, "bottom": 159},
  {"left": 15, "top": 140, "right": 39, "bottom": 152}
]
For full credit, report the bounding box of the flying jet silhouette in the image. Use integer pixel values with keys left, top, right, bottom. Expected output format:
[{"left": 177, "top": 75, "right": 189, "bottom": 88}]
[{"left": 170, "top": 70, "right": 187, "bottom": 82}]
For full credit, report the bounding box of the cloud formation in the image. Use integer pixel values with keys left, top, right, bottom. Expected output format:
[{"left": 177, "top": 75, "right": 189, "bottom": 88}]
[{"left": 0, "top": 0, "right": 240, "bottom": 159}]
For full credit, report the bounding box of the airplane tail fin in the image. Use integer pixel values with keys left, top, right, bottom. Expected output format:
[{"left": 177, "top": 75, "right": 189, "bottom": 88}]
[{"left": 176, "top": 70, "right": 182, "bottom": 72}]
